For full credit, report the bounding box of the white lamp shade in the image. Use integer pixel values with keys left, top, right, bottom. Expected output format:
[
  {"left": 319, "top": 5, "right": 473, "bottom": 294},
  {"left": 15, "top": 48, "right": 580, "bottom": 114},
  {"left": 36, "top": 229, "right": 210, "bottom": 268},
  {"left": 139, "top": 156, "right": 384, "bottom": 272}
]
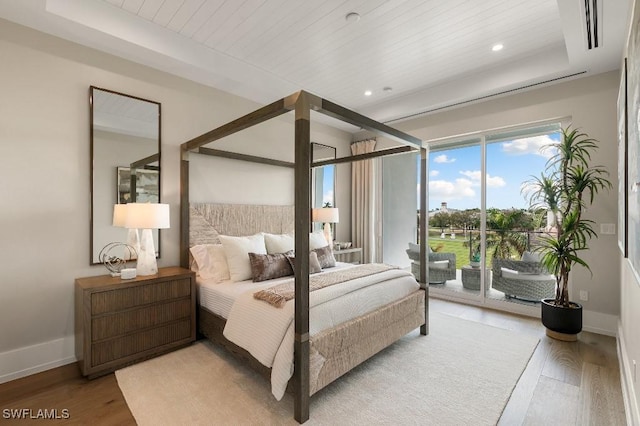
[
  {"left": 312, "top": 208, "right": 339, "bottom": 223},
  {"left": 112, "top": 204, "right": 129, "bottom": 227},
  {"left": 124, "top": 203, "right": 170, "bottom": 229}
]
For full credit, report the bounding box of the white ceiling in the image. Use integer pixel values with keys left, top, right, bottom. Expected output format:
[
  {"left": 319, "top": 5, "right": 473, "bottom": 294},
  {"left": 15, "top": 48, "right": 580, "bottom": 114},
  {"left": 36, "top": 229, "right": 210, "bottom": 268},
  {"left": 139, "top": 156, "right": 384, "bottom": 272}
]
[{"left": 0, "top": 0, "right": 631, "bottom": 130}]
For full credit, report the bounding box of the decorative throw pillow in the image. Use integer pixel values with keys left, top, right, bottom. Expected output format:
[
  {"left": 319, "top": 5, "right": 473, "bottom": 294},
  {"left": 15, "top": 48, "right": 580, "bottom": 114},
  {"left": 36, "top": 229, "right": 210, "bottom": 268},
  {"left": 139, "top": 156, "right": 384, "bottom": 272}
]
[
  {"left": 248, "top": 251, "right": 294, "bottom": 282},
  {"left": 264, "top": 233, "right": 295, "bottom": 254},
  {"left": 521, "top": 251, "right": 541, "bottom": 263},
  {"left": 219, "top": 234, "right": 267, "bottom": 282},
  {"left": 313, "top": 245, "right": 336, "bottom": 268},
  {"left": 309, "top": 231, "right": 329, "bottom": 250},
  {"left": 189, "top": 244, "right": 230, "bottom": 282},
  {"left": 286, "top": 251, "right": 322, "bottom": 274},
  {"left": 408, "top": 242, "right": 433, "bottom": 254},
  {"left": 428, "top": 260, "right": 449, "bottom": 270}
]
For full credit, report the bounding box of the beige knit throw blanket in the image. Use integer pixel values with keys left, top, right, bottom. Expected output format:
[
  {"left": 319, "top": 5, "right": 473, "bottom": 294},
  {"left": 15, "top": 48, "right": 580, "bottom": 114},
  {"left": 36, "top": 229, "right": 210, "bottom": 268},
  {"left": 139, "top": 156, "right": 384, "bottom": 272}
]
[{"left": 253, "top": 264, "right": 398, "bottom": 308}]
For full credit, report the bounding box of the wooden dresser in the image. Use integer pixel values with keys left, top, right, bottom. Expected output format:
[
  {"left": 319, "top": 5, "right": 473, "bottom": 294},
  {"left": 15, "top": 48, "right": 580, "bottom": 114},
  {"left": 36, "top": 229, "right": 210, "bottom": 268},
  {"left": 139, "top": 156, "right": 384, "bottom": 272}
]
[{"left": 75, "top": 266, "right": 196, "bottom": 378}]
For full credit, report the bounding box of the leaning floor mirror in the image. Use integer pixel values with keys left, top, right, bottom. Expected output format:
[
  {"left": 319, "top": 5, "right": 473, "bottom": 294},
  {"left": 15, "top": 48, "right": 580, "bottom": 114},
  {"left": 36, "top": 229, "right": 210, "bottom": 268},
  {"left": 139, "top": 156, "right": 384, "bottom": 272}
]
[{"left": 90, "top": 86, "right": 161, "bottom": 265}]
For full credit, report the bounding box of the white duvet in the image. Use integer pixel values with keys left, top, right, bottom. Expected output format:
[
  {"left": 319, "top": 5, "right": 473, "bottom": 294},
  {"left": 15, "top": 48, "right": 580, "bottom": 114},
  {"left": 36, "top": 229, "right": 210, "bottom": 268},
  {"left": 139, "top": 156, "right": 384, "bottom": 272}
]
[{"left": 222, "top": 267, "right": 419, "bottom": 400}]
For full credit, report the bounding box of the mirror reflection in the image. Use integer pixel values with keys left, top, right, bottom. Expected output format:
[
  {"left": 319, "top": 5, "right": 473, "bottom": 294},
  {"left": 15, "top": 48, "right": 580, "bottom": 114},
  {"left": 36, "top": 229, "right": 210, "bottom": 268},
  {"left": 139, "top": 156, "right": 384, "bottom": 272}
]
[
  {"left": 90, "top": 86, "right": 161, "bottom": 264},
  {"left": 311, "top": 143, "right": 336, "bottom": 233}
]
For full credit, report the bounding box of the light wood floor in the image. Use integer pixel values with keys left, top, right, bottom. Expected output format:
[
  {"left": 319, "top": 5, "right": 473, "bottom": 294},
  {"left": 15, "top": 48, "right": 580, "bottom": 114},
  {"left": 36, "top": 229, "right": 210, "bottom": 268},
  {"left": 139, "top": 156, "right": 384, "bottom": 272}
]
[{"left": 0, "top": 298, "right": 626, "bottom": 425}]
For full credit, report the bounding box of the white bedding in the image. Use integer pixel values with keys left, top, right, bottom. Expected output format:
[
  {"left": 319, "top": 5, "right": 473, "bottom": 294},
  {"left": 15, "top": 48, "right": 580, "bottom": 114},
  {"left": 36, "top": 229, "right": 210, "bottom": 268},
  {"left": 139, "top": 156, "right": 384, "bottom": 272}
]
[
  {"left": 197, "top": 262, "right": 354, "bottom": 319},
  {"left": 218, "top": 266, "right": 420, "bottom": 400}
]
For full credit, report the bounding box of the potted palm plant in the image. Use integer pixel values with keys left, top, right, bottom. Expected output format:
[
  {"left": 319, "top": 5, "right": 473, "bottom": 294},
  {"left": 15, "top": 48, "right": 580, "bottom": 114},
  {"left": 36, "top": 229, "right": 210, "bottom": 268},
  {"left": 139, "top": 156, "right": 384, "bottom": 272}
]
[{"left": 525, "top": 127, "right": 611, "bottom": 341}]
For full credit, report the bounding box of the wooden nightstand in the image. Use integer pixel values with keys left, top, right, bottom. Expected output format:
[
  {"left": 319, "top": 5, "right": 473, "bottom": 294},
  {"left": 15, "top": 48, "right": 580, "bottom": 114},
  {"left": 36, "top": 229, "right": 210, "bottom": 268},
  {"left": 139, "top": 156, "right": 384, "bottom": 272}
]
[
  {"left": 75, "top": 266, "right": 196, "bottom": 378},
  {"left": 333, "top": 247, "right": 362, "bottom": 264}
]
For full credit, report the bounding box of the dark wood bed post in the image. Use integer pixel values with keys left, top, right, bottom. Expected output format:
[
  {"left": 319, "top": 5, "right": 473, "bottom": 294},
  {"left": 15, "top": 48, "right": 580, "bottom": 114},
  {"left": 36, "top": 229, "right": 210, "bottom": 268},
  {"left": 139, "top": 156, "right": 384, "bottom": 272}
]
[
  {"left": 419, "top": 147, "right": 428, "bottom": 335},
  {"left": 180, "top": 145, "right": 190, "bottom": 269},
  {"left": 293, "top": 91, "right": 313, "bottom": 423}
]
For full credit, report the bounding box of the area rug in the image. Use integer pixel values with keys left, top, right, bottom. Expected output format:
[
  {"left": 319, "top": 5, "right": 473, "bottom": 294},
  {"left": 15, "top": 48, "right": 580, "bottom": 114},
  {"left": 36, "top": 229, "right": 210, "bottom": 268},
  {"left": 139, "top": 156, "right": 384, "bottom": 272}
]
[{"left": 116, "top": 312, "right": 538, "bottom": 425}]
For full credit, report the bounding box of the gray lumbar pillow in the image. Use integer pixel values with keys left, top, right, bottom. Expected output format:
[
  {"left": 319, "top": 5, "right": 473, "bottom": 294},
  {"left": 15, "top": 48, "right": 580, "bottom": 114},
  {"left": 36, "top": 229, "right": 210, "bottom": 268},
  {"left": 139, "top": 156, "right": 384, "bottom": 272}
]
[
  {"left": 521, "top": 251, "right": 541, "bottom": 263},
  {"left": 409, "top": 242, "right": 432, "bottom": 254}
]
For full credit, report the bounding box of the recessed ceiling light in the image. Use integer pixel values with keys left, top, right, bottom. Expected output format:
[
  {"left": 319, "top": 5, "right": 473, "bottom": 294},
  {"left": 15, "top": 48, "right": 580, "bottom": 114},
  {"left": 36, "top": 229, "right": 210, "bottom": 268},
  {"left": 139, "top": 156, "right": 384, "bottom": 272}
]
[
  {"left": 345, "top": 12, "right": 361, "bottom": 23},
  {"left": 492, "top": 44, "right": 503, "bottom": 52},
  {"left": 364, "top": 90, "right": 372, "bottom": 96}
]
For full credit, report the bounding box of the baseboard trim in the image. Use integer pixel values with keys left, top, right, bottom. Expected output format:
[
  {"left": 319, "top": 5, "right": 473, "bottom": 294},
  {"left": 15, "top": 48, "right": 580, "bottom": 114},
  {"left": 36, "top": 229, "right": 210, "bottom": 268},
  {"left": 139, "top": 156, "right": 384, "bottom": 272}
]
[
  {"left": 431, "top": 293, "right": 618, "bottom": 336},
  {"left": 618, "top": 320, "right": 640, "bottom": 426},
  {"left": 582, "top": 310, "right": 618, "bottom": 336},
  {"left": 0, "top": 336, "right": 76, "bottom": 384}
]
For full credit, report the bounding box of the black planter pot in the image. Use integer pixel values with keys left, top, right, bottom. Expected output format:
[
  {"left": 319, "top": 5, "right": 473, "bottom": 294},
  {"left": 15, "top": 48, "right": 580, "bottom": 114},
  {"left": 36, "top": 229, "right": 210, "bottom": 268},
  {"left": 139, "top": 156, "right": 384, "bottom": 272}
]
[{"left": 541, "top": 298, "right": 583, "bottom": 340}]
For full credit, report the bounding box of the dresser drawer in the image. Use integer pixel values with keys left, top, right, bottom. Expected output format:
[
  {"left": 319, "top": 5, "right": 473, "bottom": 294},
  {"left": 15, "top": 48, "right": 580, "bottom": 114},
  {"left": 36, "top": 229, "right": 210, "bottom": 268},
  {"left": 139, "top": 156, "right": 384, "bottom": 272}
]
[
  {"left": 91, "top": 298, "right": 192, "bottom": 341},
  {"left": 76, "top": 267, "right": 196, "bottom": 378},
  {"left": 91, "top": 318, "right": 192, "bottom": 367},
  {"left": 91, "top": 277, "right": 191, "bottom": 314}
]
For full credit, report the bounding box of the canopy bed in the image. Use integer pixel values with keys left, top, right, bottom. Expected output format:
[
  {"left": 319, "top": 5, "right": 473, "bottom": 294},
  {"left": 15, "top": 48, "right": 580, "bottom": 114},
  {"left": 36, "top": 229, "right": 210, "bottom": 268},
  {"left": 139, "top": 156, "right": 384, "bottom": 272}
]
[{"left": 179, "top": 91, "right": 428, "bottom": 423}]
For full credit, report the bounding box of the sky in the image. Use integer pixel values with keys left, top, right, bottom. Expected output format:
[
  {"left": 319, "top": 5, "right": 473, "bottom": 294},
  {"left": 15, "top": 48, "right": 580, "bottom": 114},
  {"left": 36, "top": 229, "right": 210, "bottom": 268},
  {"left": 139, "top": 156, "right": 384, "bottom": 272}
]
[
  {"left": 322, "top": 164, "right": 335, "bottom": 206},
  {"left": 424, "top": 132, "right": 560, "bottom": 211}
]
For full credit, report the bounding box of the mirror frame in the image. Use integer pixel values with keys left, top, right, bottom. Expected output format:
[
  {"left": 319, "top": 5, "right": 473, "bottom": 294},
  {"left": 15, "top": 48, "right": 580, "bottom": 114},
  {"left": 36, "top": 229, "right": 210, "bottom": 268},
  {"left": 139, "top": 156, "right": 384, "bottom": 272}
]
[{"left": 90, "top": 86, "right": 162, "bottom": 265}]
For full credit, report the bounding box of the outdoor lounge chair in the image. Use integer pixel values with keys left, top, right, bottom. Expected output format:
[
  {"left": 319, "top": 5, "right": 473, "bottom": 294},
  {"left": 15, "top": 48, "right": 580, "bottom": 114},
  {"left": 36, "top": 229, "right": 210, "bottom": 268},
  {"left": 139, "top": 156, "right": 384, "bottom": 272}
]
[
  {"left": 406, "top": 243, "right": 456, "bottom": 284},
  {"left": 491, "top": 258, "right": 556, "bottom": 302}
]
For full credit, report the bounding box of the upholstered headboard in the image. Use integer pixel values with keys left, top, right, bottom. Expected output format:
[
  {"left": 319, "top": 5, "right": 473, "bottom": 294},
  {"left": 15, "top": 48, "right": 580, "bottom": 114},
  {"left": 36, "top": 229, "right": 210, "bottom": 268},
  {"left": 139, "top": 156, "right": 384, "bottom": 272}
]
[{"left": 189, "top": 203, "right": 294, "bottom": 247}]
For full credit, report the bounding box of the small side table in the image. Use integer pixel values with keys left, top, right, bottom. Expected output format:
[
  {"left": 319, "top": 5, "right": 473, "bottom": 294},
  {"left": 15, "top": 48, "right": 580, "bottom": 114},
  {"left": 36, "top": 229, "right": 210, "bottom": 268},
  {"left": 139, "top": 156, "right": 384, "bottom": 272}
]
[
  {"left": 461, "top": 265, "right": 487, "bottom": 291},
  {"left": 333, "top": 247, "right": 362, "bottom": 264}
]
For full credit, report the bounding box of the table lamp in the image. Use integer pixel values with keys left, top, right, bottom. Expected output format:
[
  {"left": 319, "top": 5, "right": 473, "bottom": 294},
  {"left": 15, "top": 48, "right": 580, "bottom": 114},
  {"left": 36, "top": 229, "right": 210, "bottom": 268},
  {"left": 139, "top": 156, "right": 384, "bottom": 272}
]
[
  {"left": 312, "top": 207, "right": 339, "bottom": 246},
  {"left": 112, "top": 204, "right": 140, "bottom": 260},
  {"left": 124, "top": 203, "right": 170, "bottom": 276}
]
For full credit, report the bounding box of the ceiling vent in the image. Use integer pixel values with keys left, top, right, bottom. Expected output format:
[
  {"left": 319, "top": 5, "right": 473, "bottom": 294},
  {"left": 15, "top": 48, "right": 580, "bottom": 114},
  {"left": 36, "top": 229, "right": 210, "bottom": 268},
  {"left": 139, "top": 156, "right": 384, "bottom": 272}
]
[
  {"left": 582, "top": 0, "right": 603, "bottom": 49},
  {"left": 385, "top": 71, "right": 588, "bottom": 124}
]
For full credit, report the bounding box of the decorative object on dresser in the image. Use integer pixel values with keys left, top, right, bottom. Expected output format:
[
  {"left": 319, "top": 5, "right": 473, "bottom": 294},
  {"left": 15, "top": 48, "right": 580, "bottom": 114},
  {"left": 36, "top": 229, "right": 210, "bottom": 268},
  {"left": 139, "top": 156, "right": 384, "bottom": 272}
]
[
  {"left": 124, "top": 203, "right": 170, "bottom": 276},
  {"left": 333, "top": 247, "right": 362, "bottom": 264},
  {"left": 97, "top": 242, "right": 137, "bottom": 277},
  {"left": 311, "top": 207, "right": 339, "bottom": 245},
  {"left": 75, "top": 266, "right": 195, "bottom": 378}
]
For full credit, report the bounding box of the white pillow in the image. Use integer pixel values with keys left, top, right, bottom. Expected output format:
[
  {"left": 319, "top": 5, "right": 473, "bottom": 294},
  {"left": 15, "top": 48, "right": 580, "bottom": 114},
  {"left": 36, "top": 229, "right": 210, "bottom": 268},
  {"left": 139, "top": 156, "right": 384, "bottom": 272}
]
[
  {"left": 264, "top": 233, "right": 294, "bottom": 254},
  {"left": 501, "top": 267, "right": 555, "bottom": 281},
  {"left": 309, "top": 231, "right": 329, "bottom": 250},
  {"left": 219, "top": 234, "right": 267, "bottom": 282},
  {"left": 428, "top": 260, "right": 449, "bottom": 270},
  {"left": 189, "top": 244, "right": 230, "bottom": 282}
]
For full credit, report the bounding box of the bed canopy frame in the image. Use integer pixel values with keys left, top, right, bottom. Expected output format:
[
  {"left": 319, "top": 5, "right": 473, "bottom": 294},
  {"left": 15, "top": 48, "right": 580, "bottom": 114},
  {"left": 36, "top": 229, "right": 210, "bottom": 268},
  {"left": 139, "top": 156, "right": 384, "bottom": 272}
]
[{"left": 179, "top": 90, "right": 428, "bottom": 423}]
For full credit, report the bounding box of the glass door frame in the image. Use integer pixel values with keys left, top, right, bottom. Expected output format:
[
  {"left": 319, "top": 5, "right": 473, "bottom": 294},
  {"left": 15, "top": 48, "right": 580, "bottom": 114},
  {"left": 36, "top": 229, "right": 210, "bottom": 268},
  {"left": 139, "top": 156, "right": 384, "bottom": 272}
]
[{"left": 424, "top": 119, "right": 569, "bottom": 318}]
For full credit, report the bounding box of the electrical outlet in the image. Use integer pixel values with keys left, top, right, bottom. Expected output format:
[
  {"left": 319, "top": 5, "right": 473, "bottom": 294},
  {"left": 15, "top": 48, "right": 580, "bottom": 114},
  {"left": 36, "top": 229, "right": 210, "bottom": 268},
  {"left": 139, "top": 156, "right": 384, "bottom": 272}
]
[
  {"left": 579, "top": 290, "right": 589, "bottom": 301},
  {"left": 600, "top": 223, "right": 616, "bottom": 235}
]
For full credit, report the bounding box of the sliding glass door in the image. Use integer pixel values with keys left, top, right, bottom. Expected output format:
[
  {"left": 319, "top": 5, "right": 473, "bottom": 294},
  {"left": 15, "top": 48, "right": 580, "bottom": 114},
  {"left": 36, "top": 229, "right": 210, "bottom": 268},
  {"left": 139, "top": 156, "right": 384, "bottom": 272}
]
[
  {"left": 427, "top": 139, "right": 484, "bottom": 299},
  {"left": 426, "top": 122, "right": 563, "bottom": 314}
]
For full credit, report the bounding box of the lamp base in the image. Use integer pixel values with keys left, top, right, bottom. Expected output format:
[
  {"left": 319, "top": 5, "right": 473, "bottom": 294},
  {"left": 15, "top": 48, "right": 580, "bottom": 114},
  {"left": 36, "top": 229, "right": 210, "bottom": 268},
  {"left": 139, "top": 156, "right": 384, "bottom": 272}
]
[
  {"left": 323, "top": 222, "right": 333, "bottom": 247},
  {"left": 136, "top": 229, "right": 158, "bottom": 276}
]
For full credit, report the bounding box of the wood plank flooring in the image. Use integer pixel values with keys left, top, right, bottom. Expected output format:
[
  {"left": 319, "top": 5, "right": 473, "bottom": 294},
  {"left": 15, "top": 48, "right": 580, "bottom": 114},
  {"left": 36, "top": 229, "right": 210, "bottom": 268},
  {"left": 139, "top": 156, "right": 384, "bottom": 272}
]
[{"left": 0, "top": 298, "right": 625, "bottom": 425}]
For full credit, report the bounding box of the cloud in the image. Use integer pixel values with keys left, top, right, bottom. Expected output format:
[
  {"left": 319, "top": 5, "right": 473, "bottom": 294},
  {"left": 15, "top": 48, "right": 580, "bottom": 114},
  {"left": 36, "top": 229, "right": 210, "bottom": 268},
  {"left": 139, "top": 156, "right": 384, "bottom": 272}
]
[
  {"left": 428, "top": 178, "right": 476, "bottom": 200},
  {"left": 501, "top": 135, "right": 556, "bottom": 158},
  {"left": 322, "top": 190, "right": 334, "bottom": 205},
  {"left": 459, "top": 170, "right": 506, "bottom": 187},
  {"left": 430, "top": 170, "right": 440, "bottom": 177},
  {"left": 433, "top": 154, "right": 455, "bottom": 164}
]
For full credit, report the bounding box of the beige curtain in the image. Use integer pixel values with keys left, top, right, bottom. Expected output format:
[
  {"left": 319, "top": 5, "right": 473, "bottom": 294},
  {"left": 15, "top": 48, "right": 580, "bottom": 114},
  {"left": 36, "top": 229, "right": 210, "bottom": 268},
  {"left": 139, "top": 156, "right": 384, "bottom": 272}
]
[{"left": 351, "top": 139, "right": 377, "bottom": 263}]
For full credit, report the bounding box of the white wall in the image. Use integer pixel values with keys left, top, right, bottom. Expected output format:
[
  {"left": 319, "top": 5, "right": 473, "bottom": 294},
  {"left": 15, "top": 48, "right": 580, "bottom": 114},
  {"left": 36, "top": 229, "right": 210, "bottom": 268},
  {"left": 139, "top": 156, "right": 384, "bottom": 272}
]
[
  {"left": 382, "top": 152, "right": 418, "bottom": 267},
  {"left": 0, "top": 20, "right": 351, "bottom": 383},
  {"left": 618, "top": 2, "right": 640, "bottom": 421}
]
